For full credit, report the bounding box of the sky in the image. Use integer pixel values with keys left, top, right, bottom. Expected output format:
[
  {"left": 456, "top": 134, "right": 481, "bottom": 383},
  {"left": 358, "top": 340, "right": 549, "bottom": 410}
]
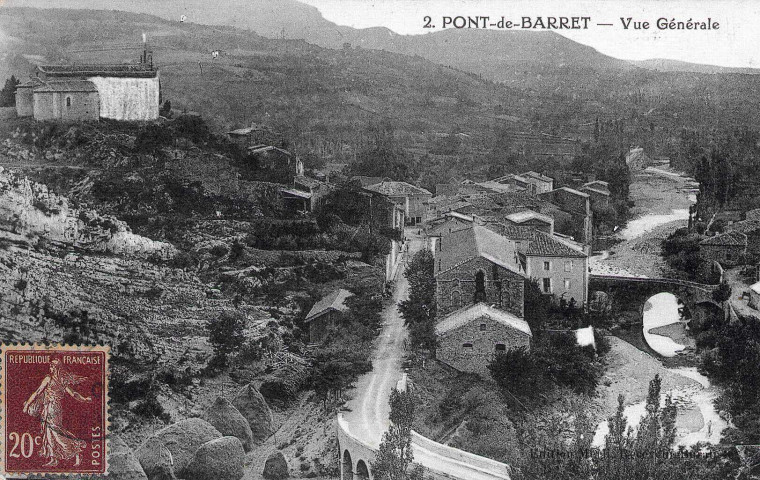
[{"left": 299, "top": 0, "right": 760, "bottom": 68}]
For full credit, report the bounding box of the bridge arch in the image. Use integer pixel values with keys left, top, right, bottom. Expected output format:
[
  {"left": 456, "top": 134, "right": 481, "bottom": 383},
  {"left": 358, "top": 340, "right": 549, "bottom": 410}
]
[
  {"left": 356, "top": 459, "right": 371, "bottom": 480},
  {"left": 589, "top": 275, "right": 720, "bottom": 327},
  {"left": 342, "top": 450, "right": 353, "bottom": 480}
]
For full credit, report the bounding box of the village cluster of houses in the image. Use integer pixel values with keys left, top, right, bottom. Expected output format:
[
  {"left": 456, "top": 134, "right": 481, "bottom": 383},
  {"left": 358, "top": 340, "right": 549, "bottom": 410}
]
[{"left": 305, "top": 170, "right": 597, "bottom": 376}]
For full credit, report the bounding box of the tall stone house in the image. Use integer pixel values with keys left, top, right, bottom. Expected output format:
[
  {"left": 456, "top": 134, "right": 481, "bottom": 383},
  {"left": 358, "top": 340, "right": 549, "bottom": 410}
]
[
  {"left": 538, "top": 186, "right": 593, "bottom": 246},
  {"left": 435, "top": 303, "right": 532, "bottom": 376},
  {"left": 520, "top": 230, "right": 589, "bottom": 306},
  {"left": 699, "top": 231, "right": 748, "bottom": 273},
  {"left": 363, "top": 180, "right": 432, "bottom": 226},
  {"left": 521, "top": 171, "right": 554, "bottom": 194},
  {"left": 434, "top": 225, "right": 526, "bottom": 319}
]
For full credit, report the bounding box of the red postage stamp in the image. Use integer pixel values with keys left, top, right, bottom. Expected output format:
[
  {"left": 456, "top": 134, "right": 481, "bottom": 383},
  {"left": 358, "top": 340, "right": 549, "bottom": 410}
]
[{"left": 1, "top": 344, "right": 109, "bottom": 476}]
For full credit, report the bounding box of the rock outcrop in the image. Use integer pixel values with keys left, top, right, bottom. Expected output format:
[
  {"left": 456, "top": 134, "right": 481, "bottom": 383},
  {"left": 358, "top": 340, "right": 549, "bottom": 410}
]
[
  {"left": 202, "top": 397, "right": 255, "bottom": 452},
  {"left": 0, "top": 167, "right": 175, "bottom": 259},
  {"left": 135, "top": 418, "right": 222, "bottom": 479},
  {"left": 262, "top": 451, "right": 289, "bottom": 480},
  {"left": 109, "top": 435, "right": 149, "bottom": 480},
  {"left": 185, "top": 436, "right": 245, "bottom": 480},
  {"left": 231, "top": 383, "right": 274, "bottom": 445},
  {"left": 133, "top": 436, "right": 176, "bottom": 480}
]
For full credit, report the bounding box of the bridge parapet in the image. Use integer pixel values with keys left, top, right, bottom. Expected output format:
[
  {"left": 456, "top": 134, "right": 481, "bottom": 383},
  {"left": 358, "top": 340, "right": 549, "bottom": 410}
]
[{"left": 339, "top": 374, "right": 511, "bottom": 480}]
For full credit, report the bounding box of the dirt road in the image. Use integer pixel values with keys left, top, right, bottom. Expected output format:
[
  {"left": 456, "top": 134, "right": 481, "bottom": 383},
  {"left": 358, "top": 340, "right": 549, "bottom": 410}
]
[{"left": 341, "top": 232, "right": 512, "bottom": 480}]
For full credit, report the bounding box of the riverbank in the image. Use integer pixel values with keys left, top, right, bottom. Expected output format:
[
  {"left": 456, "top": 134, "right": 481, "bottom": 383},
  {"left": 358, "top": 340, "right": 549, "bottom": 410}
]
[{"left": 591, "top": 168, "right": 695, "bottom": 278}]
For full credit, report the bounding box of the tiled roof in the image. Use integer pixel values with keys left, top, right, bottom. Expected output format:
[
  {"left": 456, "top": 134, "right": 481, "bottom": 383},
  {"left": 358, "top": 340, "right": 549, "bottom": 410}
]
[
  {"left": 305, "top": 289, "right": 353, "bottom": 322},
  {"left": 436, "top": 303, "right": 532, "bottom": 336},
  {"left": 626, "top": 147, "right": 651, "bottom": 165},
  {"left": 556, "top": 186, "right": 590, "bottom": 198},
  {"left": 34, "top": 80, "right": 98, "bottom": 93},
  {"left": 436, "top": 225, "right": 523, "bottom": 276},
  {"left": 483, "top": 222, "right": 537, "bottom": 240},
  {"left": 281, "top": 188, "right": 311, "bottom": 199},
  {"left": 581, "top": 186, "right": 611, "bottom": 196},
  {"left": 477, "top": 181, "right": 523, "bottom": 194},
  {"left": 294, "top": 175, "right": 323, "bottom": 188},
  {"left": 525, "top": 230, "right": 587, "bottom": 257},
  {"left": 505, "top": 210, "right": 554, "bottom": 225},
  {"left": 37, "top": 63, "right": 157, "bottom": 78},
  {"left": 352, "top": 175, "right": 385, "bottom": 187},
  {"left": 522, "top": 171, "right": 553, "bottom": 183},
  {"left": 726, "top": 220, "right": 760, "bottom": 234},
  {"left": 700, "top": 231, "right": 748, "bottom": 246},
  {"left": 248, "top": 145, "right": 292, "bottom": 157},
  {"left": 364, "top": 181, "right": 432, "bottom": 197}
]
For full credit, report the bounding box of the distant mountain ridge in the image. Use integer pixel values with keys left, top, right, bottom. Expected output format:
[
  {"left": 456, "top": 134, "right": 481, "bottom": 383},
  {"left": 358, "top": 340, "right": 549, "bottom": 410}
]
[
  {"left": 629, "top": 58, "right": 760, "bottom": 75},
  {"left": 6, "top": 0, "right": 757, "bottom": 79}
]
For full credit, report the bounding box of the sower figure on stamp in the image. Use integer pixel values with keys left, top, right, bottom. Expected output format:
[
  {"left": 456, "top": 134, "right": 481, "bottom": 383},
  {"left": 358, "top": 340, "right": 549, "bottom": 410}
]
[{"left": 22, "top": 358, "right": 92, "bottom": 467}]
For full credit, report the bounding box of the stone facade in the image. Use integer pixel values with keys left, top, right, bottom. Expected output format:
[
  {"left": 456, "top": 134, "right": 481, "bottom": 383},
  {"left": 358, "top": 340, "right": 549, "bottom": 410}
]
[
  {"left": 525, "top": 255, "right": 588, "bottom": 305},
  {"left": 15, "top": 85, "right": 34, "bottom": 117},
  {"left": 436, "top": 306, "right": 531, "bottom": 376},
  {"left": 307, "top": 310, "right": 340, "bottom": 344},
  {"left": 33, "top": 89, "right": 100, "bottom": 121},
  {"left": 436, "top": 256, "right": 524, "bottom": 318},
  {"left": 699, "top": 232, "right": 748, "bottom": 270}
]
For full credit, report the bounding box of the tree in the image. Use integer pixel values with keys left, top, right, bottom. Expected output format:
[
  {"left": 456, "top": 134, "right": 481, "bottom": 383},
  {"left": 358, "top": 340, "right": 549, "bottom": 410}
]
[
  {"left": 711, "top": 279, "right": 731, "bottom": 304},
  {"left": 206, "top": 311, "right": 245, "bottom": 367},
  {"left": 398, "top": 249, "right": 437, "bottom": 352},
  {"left": 159, "top": 100, "right": 172, "bottom": 118},
  {"left": 0, "top": 75, "right": 19, "bottom": 107},
  {"left": 371, "top": 388, "right": 425, "bottom": 480},
  {"left": 524, "top": 278, "right": 549, "bottom": 336},
  {"left": 488, "top": 347, "right": 546, "bottom": 399}
]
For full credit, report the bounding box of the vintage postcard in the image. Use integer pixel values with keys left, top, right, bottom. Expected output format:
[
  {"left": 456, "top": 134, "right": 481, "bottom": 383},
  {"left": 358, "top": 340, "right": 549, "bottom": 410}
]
[{"left": 0, "top": 1, "right": 759, "bottom": 479}]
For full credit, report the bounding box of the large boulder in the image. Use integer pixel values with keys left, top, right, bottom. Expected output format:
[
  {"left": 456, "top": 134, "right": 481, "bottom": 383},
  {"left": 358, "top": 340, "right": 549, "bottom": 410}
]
[
  {"left": 231, "top": 383, "right": 273, "bottom": 445},
  {"left": 133, "top": 436, "right": 176, "bottom": 480},
  {"left": 262, "top": 451, "right": 289, "bottom": 480},
  {"left": 202, "top": 397, "right": 255, "bottom": 452},
  {"left": 185, "top": 436, "right": 245, "bottom": 480},
  {"left": 109, "top": 435, "right": 149, "bottom": 480},
  {"left": 135, "top": 418, "right": 222, "bottom": 479}
]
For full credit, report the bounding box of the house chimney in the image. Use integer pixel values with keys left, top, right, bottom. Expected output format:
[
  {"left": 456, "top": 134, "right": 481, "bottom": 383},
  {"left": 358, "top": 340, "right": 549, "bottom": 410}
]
[{"left": 142, "top": 33, "right": 147, "bottom": 64}]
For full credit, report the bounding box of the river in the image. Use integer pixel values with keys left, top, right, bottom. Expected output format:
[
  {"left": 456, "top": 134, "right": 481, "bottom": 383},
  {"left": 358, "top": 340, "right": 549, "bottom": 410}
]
[{"left": 590, "top": 167, "right": 728, "bottom": 449}]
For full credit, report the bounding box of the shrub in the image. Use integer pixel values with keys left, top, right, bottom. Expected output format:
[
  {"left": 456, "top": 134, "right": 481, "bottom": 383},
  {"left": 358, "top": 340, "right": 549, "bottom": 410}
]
[{"left": 206, "top": 311, "right": 246, "bottom": 368}]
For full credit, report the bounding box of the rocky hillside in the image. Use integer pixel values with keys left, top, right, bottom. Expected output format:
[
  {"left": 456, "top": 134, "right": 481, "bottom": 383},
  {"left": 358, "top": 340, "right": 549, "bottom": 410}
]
[{"left": 0, "top": 114, "right": 386, "bottom": 479}]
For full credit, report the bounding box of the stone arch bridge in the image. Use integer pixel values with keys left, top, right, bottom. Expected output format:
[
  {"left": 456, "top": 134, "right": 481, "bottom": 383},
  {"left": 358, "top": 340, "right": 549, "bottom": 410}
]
[{"left": 588, "top": 274, "right": 722, "bottom": 322}]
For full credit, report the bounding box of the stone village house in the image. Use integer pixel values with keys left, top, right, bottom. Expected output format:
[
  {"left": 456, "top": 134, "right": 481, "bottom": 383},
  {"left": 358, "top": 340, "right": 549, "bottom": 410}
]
[
  {"left": 305, "top": 289, "right": 353, "bottom": 344},
  {"left": 435, "top": 303, "right": 532, "bottom": 376},
  {"left": 363, "top": 180, "right": 432, "bottom": 226}
]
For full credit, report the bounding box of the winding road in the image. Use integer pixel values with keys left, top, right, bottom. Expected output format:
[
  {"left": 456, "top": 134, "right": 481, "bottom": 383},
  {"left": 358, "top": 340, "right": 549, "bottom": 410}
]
[{"left": 341, "top": 231, "right": 511, "bottom": 480}]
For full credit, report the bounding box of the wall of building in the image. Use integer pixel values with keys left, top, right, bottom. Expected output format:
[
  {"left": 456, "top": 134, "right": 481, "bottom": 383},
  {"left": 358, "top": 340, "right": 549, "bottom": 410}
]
[
  {"left": 437, "top": 314, "right": 531, "bottom": 376},
  {"left": 428, "top": 216, "right": 472, "bottom": 237},
  {"left": 15, "top": 87, "right": 34, "bottom": 117},
  {"left": 584, "top": 190, "right": 610, "bottom": 209},
  {"left": 436, "top": 256, "right": 524, "bottom": 318},
  {"left": 546, "top": 189, "right": 590, "bottom": 215},
  {"left": 525, "top": 178, "right": 553, "bottom": 194},
  {"left": 525, "top": 256, "right": 588, "bottom": 305},
  {"left": 308, "top": 310, "right": 337, "bottom": 344},
  {"left": 699, "top": 244, "right": 746, "bottom": 269},
  {"left": 33, "top": 91, "right": 99, "bottom": 121},
  {"left": 88, "top": 76, "right": 159, "bottom": 121}
]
